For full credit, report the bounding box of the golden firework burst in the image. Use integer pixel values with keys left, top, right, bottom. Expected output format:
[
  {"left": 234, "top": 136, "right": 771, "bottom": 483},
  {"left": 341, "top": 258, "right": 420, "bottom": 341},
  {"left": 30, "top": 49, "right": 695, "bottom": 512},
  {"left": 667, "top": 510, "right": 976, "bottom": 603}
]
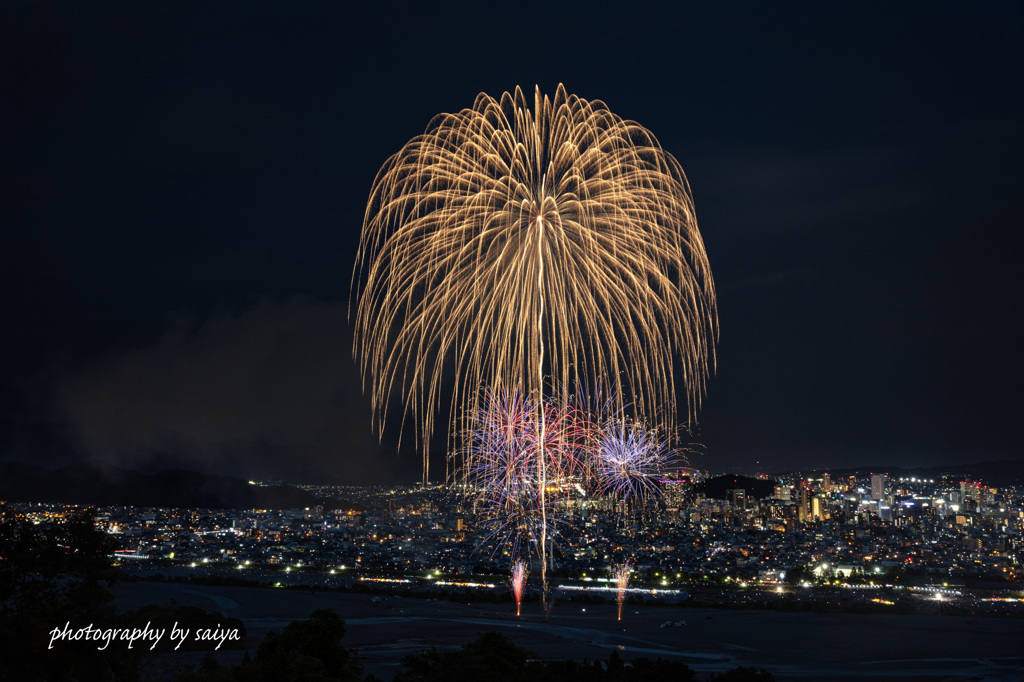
[{"left": 352, "top": 84, "right": 717, "bottom": 482}]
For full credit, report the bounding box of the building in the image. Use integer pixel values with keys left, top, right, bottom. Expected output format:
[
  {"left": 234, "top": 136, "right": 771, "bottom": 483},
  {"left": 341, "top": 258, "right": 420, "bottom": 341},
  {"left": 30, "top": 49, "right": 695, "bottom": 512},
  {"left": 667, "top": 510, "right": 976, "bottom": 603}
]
[
  {"left": 871, "top": 474, "right": 886, "bottom": 500},
  {"left": 726, "top": 488, "right": 746, "bottom": 510}
]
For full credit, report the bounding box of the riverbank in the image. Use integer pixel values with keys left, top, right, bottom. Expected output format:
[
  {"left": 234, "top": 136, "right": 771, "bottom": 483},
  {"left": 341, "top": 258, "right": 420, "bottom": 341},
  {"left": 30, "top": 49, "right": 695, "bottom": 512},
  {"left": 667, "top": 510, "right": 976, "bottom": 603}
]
[{"left": 111, "top": 581, "right": 1024, "bottom": 680}]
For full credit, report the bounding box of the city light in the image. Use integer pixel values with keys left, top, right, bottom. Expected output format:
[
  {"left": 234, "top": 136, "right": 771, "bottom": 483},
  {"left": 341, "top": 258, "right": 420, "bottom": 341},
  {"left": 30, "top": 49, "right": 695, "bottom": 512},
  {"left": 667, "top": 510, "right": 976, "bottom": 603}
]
[{"left": 8, "top": 468, "right": 1018, "bottom": 620}]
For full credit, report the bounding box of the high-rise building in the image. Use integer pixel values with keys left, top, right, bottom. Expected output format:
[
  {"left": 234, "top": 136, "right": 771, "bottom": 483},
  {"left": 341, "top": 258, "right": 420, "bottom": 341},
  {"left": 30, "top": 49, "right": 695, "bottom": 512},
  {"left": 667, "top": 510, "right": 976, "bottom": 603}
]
[
  {"left": 726, "top": 488, "right": 747, "bottom": 510},
  {"left": 871, "top": 474, "right": 886, "bottom": 499},
  {"left": 798, "top": 487, "right": 811, "bottom": 522}
]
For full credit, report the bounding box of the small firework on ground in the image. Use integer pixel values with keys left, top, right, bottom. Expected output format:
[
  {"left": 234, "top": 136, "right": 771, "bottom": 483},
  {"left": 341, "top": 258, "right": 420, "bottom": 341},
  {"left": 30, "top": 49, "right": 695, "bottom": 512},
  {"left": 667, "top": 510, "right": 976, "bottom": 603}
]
[
  {"left": 509, "top": 559, "right": 529, "bottom": 616},
  {"left": 614, "top": 563, "right": 632, "bottom": 621}
]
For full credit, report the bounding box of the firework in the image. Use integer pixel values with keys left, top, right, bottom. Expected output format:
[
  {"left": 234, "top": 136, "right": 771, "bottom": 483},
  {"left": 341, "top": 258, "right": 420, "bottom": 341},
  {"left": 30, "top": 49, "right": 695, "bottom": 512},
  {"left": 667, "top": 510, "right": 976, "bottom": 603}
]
[
  {"left": 352, "top": 84, "right": 717, "bottom": 590},
  {"left": 465, "top": 388, "right": 589, "bottom": 559},
  {"left": 465, "top": 389, "right": 677, "bottom": 569},
  {"left": 595, "top": 420, "right": 670, "bottom": 505},
  {"left": 614, "top": 563, "right": 631, "bottom": 621},
  {"left": 509, "top": 559, "right": 529, "bottom": 616},
  {"left": 352, "top": 84, "right": 718, "bottom": 482}
]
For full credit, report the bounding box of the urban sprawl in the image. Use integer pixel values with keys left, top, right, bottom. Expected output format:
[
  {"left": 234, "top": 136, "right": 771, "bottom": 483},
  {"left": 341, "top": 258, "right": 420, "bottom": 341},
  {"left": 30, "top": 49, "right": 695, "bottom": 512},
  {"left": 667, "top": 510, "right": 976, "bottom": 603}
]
[{"left": 6, "top": 472, "right": 1023, "bottom": 615}]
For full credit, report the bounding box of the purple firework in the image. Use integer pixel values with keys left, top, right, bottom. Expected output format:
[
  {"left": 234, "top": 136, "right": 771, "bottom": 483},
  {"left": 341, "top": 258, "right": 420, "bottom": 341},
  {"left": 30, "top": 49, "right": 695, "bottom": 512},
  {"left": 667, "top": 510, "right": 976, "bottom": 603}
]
[
  {"left": 595, "top": 420, "right": 669, "bottom": 503},
  {"left": 465, "top": 388, "right": 570, "bottom": 558}
]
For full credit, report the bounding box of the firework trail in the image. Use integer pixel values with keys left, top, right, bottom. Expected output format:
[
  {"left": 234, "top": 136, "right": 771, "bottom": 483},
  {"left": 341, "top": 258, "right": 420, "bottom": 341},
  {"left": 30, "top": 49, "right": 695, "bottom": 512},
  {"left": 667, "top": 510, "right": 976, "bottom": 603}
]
[
  {"left": 614, "top": 563, "right": 632, "bottom": 621},
  {"left": 509, "top": 559, "right": 529, "bottom": 616},
  {"left": 352, "top": 84, "right": 718, "bottom": 590}
]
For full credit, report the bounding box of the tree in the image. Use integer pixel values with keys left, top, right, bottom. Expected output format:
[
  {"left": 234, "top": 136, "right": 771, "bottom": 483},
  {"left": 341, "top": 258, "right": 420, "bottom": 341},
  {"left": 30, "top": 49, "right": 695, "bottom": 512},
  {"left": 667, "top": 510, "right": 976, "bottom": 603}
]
[
  {"left": 0, "top": 507, "right": 129, "bottom": 681},
  {"left": 783, "top": 565, "right": 806, "bottom": 585},
  {"left": 176, "top": 609, "right": 361, "bottom": 682},
  {"left": 394, "top": 631, "right": 532, "bottom": 682},
  {"left": 250, "top": 609, "right": 361, "bottom": 682},
  {"left": 393, "top": 632, "right": 699, "bottom": 682},
  {"left": 710, "top": 667, "right": 775, "bottom": 681},
  {"left": 0, "top": 507, "right": 118, "bottom": 618}
]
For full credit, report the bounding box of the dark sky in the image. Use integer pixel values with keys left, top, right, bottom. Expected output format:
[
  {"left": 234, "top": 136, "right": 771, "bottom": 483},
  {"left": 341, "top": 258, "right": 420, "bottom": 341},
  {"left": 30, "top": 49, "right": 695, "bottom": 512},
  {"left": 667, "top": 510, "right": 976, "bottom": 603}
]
[{"left": 2, "top": 1, "right": 1022, "bottom": 482}]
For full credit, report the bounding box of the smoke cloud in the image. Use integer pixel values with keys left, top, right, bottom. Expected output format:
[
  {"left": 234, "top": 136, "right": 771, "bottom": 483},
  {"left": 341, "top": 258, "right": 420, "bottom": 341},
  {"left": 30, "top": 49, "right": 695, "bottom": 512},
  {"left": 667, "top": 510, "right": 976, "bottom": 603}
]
[{"left": 56, "top": 298, "right": 401, "bottom": 482}]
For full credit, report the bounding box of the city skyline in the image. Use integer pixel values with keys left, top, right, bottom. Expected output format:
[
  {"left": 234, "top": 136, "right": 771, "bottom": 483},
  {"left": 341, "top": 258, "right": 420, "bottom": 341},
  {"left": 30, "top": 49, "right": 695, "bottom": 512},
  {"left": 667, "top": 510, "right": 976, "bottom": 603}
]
[
  {"left": 2, "top": 3, "right": 1023, "bottom": 483},
  {"left": 4, "top": 441, "right": 1022, "bottom": 677}
]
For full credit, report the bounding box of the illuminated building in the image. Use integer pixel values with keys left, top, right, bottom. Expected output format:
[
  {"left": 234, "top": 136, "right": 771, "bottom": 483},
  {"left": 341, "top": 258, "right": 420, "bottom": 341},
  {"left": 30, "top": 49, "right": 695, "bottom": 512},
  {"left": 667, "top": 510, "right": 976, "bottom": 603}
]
[
  {"left": 726, "top": 488, "right": 746, "bottom": 510},
  {"left": 871, "top": 474, "right": 886, "bottom": 500}
]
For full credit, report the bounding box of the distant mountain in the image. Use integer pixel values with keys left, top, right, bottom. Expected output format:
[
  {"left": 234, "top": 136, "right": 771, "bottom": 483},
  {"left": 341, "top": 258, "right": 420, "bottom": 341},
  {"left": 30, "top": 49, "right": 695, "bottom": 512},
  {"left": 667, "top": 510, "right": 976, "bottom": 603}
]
[
  {"left": 782, "top": 457, "right": 1024, "bottom": 488},
  {"left": 694, "top": 474, "right": 778, "bottom": 501},
  {"left": 0, "top": 461, "right": 319, "bottom": 509}
]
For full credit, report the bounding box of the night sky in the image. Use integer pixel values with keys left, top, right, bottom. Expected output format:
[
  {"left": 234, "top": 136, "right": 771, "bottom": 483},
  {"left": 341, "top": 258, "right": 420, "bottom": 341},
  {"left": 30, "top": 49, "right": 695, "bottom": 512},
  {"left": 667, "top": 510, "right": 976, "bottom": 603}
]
[{"left": 2, "top": 2, "right": 1022, "bottom": 482}]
